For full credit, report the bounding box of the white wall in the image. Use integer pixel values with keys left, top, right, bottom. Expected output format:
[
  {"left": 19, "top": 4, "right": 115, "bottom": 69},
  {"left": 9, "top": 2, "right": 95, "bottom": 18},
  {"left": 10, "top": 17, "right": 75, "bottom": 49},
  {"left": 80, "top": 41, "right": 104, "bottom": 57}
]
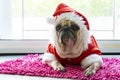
[{"left": 0, "top": 0, "right": 12, "bottom": 39}]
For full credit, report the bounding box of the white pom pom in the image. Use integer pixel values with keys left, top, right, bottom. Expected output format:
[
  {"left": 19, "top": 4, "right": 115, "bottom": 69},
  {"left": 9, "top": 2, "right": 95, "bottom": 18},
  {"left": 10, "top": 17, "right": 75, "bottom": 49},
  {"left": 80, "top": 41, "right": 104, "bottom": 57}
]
[{"left": 47, "top": 17, "right": 55, "bottom": 24}]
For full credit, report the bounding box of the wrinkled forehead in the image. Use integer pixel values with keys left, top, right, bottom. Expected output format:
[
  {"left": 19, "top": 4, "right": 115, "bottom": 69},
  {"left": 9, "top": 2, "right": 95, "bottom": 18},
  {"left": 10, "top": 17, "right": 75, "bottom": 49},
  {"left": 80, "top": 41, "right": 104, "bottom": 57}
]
[
  {"left": 54, "top": 12, "right": 86, "bottom": 29},
  {"left": 56, "top": 19, "right": 78, "bottom": 27}
]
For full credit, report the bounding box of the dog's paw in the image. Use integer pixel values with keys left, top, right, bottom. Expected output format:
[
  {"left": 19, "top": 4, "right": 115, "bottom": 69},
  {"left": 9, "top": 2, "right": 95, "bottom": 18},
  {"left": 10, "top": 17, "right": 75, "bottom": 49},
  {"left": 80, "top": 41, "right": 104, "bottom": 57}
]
[
  {"left": 51, "top": 61, "right": 65, "bottom": 72},
  {"left": 84, "top": 63, "right": 96, "bottom": 76}
]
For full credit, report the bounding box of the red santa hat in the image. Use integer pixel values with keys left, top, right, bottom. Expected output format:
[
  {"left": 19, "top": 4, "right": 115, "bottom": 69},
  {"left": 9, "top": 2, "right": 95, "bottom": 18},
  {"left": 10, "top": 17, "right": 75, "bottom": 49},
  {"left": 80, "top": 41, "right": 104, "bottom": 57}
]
[{"left": 52, "top": 3, "right": 90, "bottom": 30}]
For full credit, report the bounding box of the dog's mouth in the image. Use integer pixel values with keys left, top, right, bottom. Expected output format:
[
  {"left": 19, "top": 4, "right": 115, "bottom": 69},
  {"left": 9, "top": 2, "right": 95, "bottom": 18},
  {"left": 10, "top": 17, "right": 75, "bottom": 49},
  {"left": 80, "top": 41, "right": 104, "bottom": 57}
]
[{"left": 59, "top": 28, "right": 76, "bottom": 47}]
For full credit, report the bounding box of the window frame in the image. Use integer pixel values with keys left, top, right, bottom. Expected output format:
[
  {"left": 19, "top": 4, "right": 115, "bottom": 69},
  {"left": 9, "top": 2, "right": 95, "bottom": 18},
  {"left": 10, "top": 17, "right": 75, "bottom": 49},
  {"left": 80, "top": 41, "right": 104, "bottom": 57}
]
[{"left": 0, "top": 40, "right": 120, "bottom": 54}]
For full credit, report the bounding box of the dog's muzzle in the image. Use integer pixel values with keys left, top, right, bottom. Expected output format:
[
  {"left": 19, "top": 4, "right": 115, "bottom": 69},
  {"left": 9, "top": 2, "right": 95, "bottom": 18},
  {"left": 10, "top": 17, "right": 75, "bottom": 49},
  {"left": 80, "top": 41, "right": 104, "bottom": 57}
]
[{"left": 59, "top": 27, "right": 76, "bottom": 46}]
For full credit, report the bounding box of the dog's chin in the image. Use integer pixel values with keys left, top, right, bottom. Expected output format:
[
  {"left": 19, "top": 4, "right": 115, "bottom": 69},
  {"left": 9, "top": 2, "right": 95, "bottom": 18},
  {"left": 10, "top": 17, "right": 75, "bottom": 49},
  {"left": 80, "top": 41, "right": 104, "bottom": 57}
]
[
  {"left": 59, "top": 37, "right": 76, "bottom": 55},
  {"left": 62, "top": 38, "right": 75, "bottom": 48}
]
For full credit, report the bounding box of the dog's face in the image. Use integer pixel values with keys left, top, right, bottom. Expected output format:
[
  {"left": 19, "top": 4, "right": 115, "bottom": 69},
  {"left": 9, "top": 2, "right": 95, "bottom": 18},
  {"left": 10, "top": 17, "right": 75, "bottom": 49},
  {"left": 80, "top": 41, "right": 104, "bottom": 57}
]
[
  {"left": 54, "top": 18, "right": 85, "bottom": 58},
  {"left": 55, "top": 19, "right": 80, "bottom": 47},
  {"left": 53, "top": 13, "right": 89, "bottom": 58}
]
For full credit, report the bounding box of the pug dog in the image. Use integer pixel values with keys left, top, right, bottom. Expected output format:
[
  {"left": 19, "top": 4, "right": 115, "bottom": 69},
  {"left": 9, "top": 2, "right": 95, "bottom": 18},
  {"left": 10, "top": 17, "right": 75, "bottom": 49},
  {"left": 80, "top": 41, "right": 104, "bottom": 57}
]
[{"left": 41, "top": 3, "right": 103, "bottom": 76}]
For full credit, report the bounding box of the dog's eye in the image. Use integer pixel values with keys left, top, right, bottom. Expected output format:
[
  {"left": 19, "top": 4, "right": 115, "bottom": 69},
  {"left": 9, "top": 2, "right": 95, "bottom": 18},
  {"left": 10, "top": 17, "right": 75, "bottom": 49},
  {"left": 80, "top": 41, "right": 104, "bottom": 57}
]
[
  {"left": 56, "top": 25, "right": 61, "bottom": 31},
  {"left": 71, "top": 25, "right": 79, "bottom": 31}
]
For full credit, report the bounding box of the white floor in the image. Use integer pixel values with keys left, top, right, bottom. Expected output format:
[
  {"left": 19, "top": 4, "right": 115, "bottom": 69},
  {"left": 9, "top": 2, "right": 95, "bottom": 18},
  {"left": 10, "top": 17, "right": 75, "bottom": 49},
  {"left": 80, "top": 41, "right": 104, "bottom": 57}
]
[{"left": 0, "top": 54, "right": 120, "bottom": 80}]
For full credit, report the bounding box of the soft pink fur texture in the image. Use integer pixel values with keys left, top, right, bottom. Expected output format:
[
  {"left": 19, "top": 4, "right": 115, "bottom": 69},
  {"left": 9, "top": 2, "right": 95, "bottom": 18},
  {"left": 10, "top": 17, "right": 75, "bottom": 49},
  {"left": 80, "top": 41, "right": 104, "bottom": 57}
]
[{"left": 0, "top": 54, "right": 120, "bottom": 79}]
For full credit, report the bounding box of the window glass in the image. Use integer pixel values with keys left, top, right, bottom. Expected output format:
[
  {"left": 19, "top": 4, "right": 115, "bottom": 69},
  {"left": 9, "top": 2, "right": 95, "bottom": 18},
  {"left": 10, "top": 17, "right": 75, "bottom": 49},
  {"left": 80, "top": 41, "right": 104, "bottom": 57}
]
[{"left": 0, "top": 0, "right": 120, "bottom": 40}]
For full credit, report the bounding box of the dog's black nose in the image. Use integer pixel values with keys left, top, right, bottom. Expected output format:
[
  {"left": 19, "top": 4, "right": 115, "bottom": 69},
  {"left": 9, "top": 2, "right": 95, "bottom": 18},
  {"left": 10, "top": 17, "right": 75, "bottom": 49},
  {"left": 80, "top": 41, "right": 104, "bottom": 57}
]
[{"left": 62, "top": 27, "right": 70, "bottom": 32}]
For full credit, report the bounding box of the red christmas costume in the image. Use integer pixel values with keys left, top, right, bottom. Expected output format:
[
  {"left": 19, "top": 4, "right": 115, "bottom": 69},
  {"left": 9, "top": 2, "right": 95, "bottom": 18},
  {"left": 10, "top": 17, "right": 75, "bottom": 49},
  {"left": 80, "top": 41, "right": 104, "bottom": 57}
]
[
  {"left": 46, "top": 35, "right": 101, "bottom": 65},
  {"left": 46, "top": 3, "right": 101, "bottom": 65}
]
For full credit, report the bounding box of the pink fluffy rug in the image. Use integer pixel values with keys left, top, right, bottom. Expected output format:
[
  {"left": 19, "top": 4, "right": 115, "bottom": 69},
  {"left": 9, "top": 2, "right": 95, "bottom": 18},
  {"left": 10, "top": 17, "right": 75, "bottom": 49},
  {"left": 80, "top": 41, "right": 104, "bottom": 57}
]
[{"left": 0, "top": 54, "right": 120, "bottom": 79}]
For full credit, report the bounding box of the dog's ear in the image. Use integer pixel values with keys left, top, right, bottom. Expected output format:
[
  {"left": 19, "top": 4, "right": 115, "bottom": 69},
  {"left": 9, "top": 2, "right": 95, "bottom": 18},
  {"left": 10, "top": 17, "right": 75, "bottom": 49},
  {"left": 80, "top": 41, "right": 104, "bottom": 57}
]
[{"left": 47, "top": 17, "right": 55, "bottom": 24}]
